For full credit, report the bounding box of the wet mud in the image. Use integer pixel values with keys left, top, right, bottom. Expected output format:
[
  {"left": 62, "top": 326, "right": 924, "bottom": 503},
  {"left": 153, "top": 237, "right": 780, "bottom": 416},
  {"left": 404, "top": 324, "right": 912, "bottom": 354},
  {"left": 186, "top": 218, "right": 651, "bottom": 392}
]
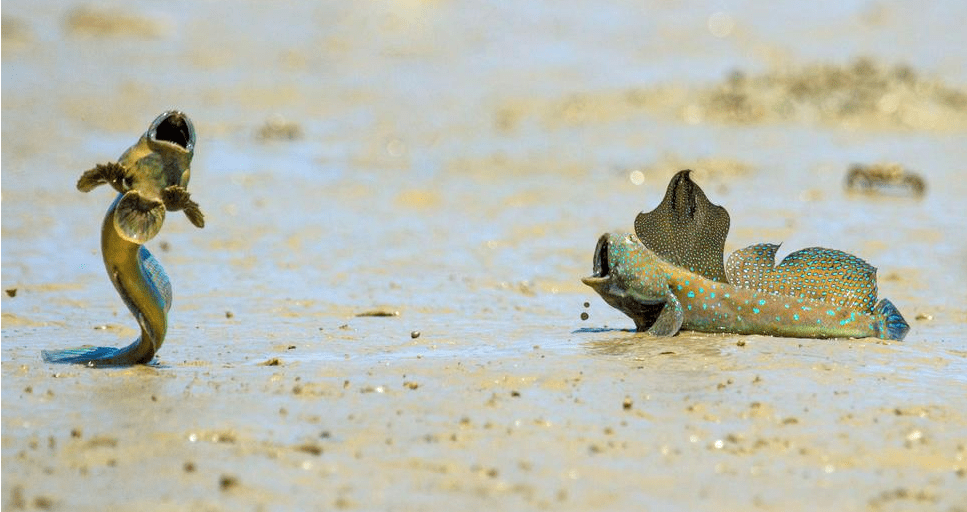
[{"left": 3, "top": 1, "right": 967, "bottom": 510}]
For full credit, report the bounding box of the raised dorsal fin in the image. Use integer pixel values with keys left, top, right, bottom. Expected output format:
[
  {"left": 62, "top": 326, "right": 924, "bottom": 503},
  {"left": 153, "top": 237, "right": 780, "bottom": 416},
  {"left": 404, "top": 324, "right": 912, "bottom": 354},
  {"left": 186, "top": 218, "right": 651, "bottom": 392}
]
[
  {"left": 725, "top": 244, "right": 878, "bottom": 312},
  {"left": 634, "top": 170, "right": 730, "bottom": 282}
]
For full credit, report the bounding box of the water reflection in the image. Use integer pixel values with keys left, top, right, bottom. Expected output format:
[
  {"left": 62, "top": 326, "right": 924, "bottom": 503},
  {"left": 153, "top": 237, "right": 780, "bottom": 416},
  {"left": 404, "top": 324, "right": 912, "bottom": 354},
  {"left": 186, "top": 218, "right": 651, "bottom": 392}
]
[{"left": 582, "top": 330, "right": 727, "bottom": 359}]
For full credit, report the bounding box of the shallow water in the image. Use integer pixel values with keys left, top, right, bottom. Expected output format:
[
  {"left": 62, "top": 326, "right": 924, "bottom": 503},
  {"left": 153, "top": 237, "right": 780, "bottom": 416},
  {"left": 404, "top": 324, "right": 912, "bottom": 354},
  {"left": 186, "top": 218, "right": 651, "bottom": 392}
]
[{"left": 3, "top": 1, "right": 967, "bottom": 510}]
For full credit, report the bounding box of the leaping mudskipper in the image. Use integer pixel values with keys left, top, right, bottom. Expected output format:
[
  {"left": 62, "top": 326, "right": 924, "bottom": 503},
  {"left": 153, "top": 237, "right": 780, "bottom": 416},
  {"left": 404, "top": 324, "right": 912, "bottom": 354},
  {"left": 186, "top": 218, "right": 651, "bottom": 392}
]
[{"left": 43, "top": 111, "right": 205, "bottom": 365}]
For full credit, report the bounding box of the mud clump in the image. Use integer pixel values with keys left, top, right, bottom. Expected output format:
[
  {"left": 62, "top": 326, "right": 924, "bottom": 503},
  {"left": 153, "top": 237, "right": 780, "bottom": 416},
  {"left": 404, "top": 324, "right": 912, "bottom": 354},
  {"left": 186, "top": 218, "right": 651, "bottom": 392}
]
[
  {"left": 64, "top": 5, "right": 171, "bottom": 39},
  {"left": 256, "top": 115, "right": 303, "bottom": 141},
  {"left": 218, "top": 474, "right": 239, "bottom": 491},
  {"left": 845, "top": 163, "right": 926, "bottom": 198},
  {"left": 356, "top": 310, "right": 400, "bottom": 317},
  {"left": 1, "top": 17, "right": 32, "bottom": 53},
  {"left": 697, "top": 58, "right": 967, "bottom": 130},
  {"left": 294, "top": 443, "right": 322, "bottom": 456}
]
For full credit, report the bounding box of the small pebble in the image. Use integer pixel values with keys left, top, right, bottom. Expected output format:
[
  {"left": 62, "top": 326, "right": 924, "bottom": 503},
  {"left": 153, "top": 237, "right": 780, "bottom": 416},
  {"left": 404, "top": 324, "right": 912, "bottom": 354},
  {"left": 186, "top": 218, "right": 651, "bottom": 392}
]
[
  {"left": 225, "top": 311, "right": 234, "bottom": 319},
  {"left": 410, "top": 331, "right": 420, "bottom": 339},
  {"left": 583, "top": 302, "right": 590, "bottom": 308},
  {"left": 580, "top": 312, "right": 589, "bottom": 321},
  {"left": 219, "top": 474, "right": 239, "bottom": 491},
  {"left": 356, "top": 309, "right": 399, "bottom": 317},
  {"left": 622, "top": 397, "right": 633, "bottom": 410},
  {"left": 736, "top": 340, "right": 746, "bottom": 347},
  {"left": 295, "top": 444, "right": 322, "bottom": 456},
  {"left": 5, "top": 288, "right": 17, "bottom": 297}
]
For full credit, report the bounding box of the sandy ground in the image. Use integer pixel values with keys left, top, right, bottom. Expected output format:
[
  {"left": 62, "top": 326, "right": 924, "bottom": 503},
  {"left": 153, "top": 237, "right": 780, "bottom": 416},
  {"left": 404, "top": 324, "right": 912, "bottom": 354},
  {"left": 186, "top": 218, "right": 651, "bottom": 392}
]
[{"left": 3, "top": 1, "right": 967, "bottom": 510}]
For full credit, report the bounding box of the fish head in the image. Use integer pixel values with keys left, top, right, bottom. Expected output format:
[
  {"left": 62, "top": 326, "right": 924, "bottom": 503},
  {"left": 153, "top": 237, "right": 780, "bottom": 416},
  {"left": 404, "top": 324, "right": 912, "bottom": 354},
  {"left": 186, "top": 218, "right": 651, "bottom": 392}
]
[
  {"left": 145, "top": 110, "right": 195, "bottom": 188},
  {"left": 581, "top": 232, "right": 672, "bottom": 330},
  {"left": 116, "top": 111, "right": 196, "bottom": 194}
]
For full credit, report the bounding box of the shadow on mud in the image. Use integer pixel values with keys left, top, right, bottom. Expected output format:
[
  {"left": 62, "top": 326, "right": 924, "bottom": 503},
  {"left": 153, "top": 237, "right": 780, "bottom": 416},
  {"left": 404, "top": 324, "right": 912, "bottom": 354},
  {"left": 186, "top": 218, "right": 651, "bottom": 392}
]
[{"left": 579, "top": 329, "right": 729, "bottom": 359}]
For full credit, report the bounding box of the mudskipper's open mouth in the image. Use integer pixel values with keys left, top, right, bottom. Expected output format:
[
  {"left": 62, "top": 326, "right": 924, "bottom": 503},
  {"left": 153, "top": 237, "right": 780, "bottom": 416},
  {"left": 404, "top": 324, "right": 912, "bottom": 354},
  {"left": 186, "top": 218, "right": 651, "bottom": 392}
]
[
  {"left": 150, "top": 111, "right": 194, "bottom": 151},
  {"left": 580, "top": 232, "right": 666, "bottom": 331},
  {"left": 581, "top": 234, "right": 611, "bottom": 286}
]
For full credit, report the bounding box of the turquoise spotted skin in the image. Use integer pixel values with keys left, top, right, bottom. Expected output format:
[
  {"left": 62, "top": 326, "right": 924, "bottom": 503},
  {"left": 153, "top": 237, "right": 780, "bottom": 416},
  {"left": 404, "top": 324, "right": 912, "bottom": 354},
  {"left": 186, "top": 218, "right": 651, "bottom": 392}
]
[
  {"left": 584, "top": 233, "right": 904, "bottom": 340},
  {"left": 582, "top": 170, "right": 909, "bottom": 341}
]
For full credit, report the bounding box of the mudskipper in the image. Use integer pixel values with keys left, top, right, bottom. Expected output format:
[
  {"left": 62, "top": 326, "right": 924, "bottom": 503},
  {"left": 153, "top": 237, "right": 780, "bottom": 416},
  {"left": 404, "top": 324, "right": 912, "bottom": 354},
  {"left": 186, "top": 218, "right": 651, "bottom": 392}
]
[
  {"left": 582, "top": 170, "right": 909, "bottom": 341},
  {"left": 43, "top": 111, "right": 205, "bottom": 365}
]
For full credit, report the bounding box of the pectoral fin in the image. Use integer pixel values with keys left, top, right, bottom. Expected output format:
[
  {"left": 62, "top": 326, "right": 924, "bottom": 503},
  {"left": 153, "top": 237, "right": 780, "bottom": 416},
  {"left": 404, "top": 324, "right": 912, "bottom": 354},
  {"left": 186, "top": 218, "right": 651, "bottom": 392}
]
[
  {"left": 77, "top": 162, "right": 129, "bottom": 193},
  {"left": 160, "top": 185, "right": 205, "bottom": 228},
  {"left": 114, "top": 191, "right": 166, "bottom": 244},
  {"left": 645, "top": 290, "right": 684, "bottom": 336}
]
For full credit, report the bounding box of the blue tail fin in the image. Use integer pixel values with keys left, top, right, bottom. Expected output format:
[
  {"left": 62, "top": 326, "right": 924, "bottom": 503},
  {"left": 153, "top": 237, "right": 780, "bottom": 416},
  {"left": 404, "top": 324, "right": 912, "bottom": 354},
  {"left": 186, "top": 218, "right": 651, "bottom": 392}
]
[
  {"left": 42, "top": 346, "right": 122, "bottom": 366},
  {"left": 875, "top": 298, "right": 909, "bottom": 341}
]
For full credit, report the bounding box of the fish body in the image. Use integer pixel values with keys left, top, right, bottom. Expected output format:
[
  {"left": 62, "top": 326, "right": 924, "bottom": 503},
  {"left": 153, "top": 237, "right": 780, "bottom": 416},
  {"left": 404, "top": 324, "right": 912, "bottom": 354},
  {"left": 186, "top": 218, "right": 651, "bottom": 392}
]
[
  {"left": 582, "top": 170, "right": 909, "bottom": 341},
  {"left": 42, "top": 111, "right": 202, "bottom": 366},
  {"left": 76, "top": 110, "right": 204, "bottom": 243}
]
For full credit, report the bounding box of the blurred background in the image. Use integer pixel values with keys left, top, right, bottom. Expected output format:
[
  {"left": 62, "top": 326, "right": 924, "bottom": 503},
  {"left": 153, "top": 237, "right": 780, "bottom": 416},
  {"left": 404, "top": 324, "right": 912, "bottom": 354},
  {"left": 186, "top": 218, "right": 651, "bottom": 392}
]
[
  {"left": 3, "top": 1, "right": 967, "bottom": 510},
  {"left": 4, "top": 0, "right": 966, "bottom": 314}
]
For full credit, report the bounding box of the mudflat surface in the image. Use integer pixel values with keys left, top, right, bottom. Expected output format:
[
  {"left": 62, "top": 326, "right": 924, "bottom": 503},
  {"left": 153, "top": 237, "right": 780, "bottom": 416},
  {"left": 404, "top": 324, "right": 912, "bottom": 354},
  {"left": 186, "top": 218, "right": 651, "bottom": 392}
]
[{"left": 3, "top": 1, "right": 967, "bottom": 511}]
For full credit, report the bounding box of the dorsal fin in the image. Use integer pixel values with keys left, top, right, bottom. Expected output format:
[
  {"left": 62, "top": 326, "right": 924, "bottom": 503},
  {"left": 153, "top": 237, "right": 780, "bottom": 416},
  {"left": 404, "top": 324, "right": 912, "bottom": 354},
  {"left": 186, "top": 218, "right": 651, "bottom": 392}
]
[
  {"left": 725, "top": 244, "right": 878, "bottom": 312},
  {"left": 634, "top": 170, "right": 730, "bottom": 282}
]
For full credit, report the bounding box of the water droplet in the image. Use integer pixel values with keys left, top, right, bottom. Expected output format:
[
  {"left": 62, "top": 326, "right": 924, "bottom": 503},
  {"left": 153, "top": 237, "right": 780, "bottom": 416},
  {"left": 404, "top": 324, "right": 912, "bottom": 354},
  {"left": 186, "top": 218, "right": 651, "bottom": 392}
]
[{"left": 629, "top": 170, "right": 645, "bottom": 186}]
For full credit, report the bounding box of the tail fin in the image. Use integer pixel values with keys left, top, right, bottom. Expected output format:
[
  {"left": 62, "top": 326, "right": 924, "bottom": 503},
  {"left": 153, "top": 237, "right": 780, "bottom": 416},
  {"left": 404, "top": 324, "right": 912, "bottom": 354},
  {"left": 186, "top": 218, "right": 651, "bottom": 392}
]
[
  {"left": 875, "top": 298, "right": 909, "bottom": 341},
  {"left": 42, "top": 337, "right": 156, "bottom": 366},
  {"left": 42, "top": 346, "right": 122, "bottom": 365}
]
